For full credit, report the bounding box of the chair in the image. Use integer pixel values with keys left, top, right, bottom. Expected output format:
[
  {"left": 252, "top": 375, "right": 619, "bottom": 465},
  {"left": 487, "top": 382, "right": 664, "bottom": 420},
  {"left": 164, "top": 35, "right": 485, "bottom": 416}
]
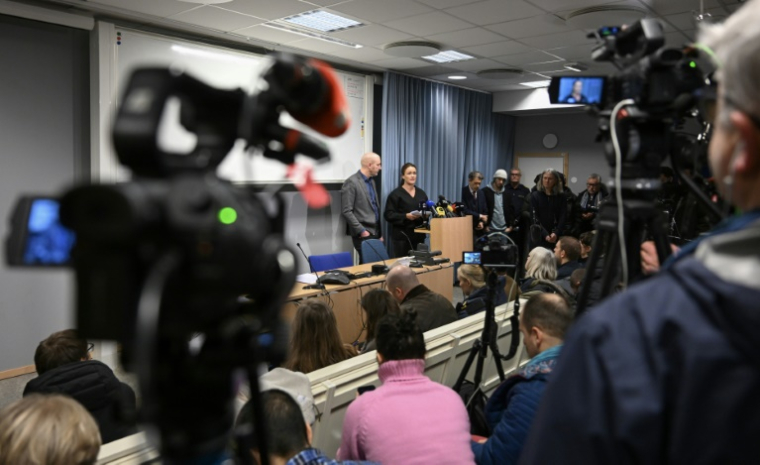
[
  {"left": 361, "top": 239, "right": 390, "bottom": 264},
  {"left": 309, "top": 252, "right": 353, "bottom": 272}
]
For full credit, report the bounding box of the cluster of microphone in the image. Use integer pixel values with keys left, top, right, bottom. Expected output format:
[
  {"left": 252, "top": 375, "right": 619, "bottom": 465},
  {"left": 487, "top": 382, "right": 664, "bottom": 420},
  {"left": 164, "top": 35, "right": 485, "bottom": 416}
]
[{"left": 418, "top": 195, "right": 466, "bottom": 220}]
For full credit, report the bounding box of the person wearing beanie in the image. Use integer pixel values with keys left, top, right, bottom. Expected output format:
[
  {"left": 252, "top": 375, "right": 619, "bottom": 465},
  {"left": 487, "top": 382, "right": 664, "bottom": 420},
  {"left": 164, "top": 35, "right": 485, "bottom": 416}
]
[{"left": 483, "top": 168, "right": 515, "bottom": 234}]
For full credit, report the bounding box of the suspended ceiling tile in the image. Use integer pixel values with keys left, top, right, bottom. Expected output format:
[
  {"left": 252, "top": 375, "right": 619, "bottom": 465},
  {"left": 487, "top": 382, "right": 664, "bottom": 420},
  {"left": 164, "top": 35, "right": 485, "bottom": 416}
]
[
  {"left": 402, "top": 65, "right": 467, "bottom": 77},
  {"left": 168, "top": 6, "right": 265, "bottom": 32},
  {"left": 300, "top": 0, "right": 354, "bottom": 6},
  {"left": 329, "top": 0, "right": 434, "bottom": 24},
  {"left": 486, "top": 15, "right": 577, "bottom": 39},
  {"left": 370, "top": 57, "right": 428, "bottom": 70},
  {"left": 527, "top": 0, "right": 627, "bottom": 12},
  {"left": 494, "top": 50, "right": 564, "bottom": 66},
  {"left": 234, "top": 24, "right": 308, "bottom": 44},
  {"left": 321, "top": 44, "right": 390, "bottom": 62},
  {"left": 462, "top": 40, "right": 531, "bottom": 58},
  {"left": 445, "top": 58, "right": 505, "bottom": 72},
  {"left": 444, "top": 0, "right": 545, "bottom": 26},
  {"left": 385, "top": 11, "right": 474, "bottom": 36},
  {"left": 425, "top": 27, "right": 507, "bottom": 49},
  {"left": 331, "top": 24, "right": 414, "bottom": 47},
  {"left": 416, "top": 0, "right": 483, "bottom": 9},
  {"left": 545, "top": 43, "right": 597, "bottom": 61},
  {"left": 519, "top": 29, "right": 595, "bottom": 49},
  {"left": 87, "top": 0, "right": 201, "bottom": 18},
  {"left": 216, "top": 0, "right": 314, "bottom": 20}
]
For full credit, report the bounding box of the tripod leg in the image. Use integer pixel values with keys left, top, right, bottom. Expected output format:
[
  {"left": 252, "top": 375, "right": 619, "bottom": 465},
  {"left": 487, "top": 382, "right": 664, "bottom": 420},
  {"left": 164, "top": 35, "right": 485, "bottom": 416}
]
[
  {"left": 453, "top": 339, "right": 482, "bottom": 392},
  {"left": 600, "top": 233, "right": 620, "bottom": 297}
]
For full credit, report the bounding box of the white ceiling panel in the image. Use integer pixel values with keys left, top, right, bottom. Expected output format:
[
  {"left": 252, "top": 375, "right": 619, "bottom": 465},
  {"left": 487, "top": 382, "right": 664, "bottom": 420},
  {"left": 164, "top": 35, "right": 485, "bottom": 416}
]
[
  {"left": 329, "top": 0, "right": 434, "bottom": 24},
  {"left": 446, "top": 58, "right": 506, "bottom": 72},
  {"left": 545, "top": 43, "right": 597, "bottom": 61},
  {"left": 523, "top": 61, "right": 570, "bottom": 73},
  {"left": 635, "top": 0, "right": 738, "bottom": 16},
  {"left": 87, "top": 0, "right": 200, "bottom": 18},
  {"left": 486, "top": 14, "right": 577, "bottom": 39},
  {"left": 385, "top": 11, "right": 474, "bottom": 36},
  {"left": 331, "top": 24, "right": 414, "bottom": 46},
  {"left": 416, "top": 0, "right": 483, "bottom": 9},
  {"left": 520, "top": 29, "right": 594, "bottom": 49},
  {"left": 321, "top": 44, "right": 390, "bottom": 61},
  {"left": 300, "top": 0, "right": 354, "bottom": 6},
  {"left": 370, "top": 56, "right": 429, "bottom": 70},
  {"left": 168, "top": 6, "right": 265, "bottom": 32},
  {"left": 217, "top": 0, "right": 314, "bottom": 20},
  {"left": 425, "top": 27, "right": 507, "bottom": 48},
  {"left": 527, "top": 0, "right": 626, "bottom": 12},
  {"left": 462, "top": 40, "right": 531, "bottom": 58},
  {"left": 444, "top": 0, "right": 545, "bottom": 26},
  {"left": 234, "top": 24, "right": 307, "bottom": 44},
  {"left": 286, "top": 37, "right": 362, "bottom": 54},
  {"left": 494, "top": 50, "right": 564, "bottom": 66}
]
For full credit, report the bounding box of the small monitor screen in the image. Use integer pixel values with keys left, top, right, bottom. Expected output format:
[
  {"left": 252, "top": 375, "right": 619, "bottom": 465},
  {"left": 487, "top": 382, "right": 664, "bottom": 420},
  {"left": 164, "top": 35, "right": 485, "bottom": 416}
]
[
  {"left": 22, "top": 199, "right": 76, "bottom": 265},
  {"left": 556, "top": 77, "right": 605, "bottom": 104},
  {"left": 463, "top": 252, "right": 481, "bottom": 265}
]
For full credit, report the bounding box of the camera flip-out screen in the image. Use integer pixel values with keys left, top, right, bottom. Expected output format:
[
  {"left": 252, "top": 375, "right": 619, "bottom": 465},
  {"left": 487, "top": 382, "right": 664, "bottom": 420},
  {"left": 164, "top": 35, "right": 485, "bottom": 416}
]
[
  {"left": 5, "top": 197, "right": 75, "bottom": 266},
  {"left": 462, "top": 250, "right": 515, "bottom": 268},
  {"left": 549, "top": 76, "right": 606, "bottom": 105}
]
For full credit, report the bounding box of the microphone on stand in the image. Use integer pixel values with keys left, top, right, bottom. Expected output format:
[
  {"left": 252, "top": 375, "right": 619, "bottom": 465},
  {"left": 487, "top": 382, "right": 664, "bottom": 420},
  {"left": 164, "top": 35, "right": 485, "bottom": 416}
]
[{"left": 296, "top": 242, "right": 326, "bottom": 290}]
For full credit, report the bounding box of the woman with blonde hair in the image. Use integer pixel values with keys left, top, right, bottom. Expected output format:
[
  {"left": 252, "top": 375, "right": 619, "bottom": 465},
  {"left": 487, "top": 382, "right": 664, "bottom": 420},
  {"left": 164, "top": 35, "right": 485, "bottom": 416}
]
[
  {"left": 456, "top": 264, "right": 507, "bottom": 318},
  {"left": 284, "top": 299, "right": 357, "bottom": 373},
  {"left": 0, "top": 394, "right": 101, "bottom": 465}
]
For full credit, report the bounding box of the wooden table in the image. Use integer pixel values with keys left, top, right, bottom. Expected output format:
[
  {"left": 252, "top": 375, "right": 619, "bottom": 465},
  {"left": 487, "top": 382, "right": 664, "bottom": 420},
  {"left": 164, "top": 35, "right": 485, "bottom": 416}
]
[{"left": 283, "top": 259, "right": 454, "bottom": 343}]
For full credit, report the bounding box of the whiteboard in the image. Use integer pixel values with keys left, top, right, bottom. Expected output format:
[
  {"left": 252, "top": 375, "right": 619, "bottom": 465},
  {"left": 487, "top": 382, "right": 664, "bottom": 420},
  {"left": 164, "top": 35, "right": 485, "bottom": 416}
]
[{"left": 107, "top": 27, "right": 371, "bottom": 183}]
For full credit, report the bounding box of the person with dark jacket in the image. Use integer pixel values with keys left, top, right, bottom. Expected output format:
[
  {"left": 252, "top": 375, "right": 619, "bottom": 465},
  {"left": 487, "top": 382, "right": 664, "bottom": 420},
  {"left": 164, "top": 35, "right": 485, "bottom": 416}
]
[
  {"left": 385, "top": 264, "right": 457, "bottom": 332},
  {"left": 520, "top": 8, "right": 760, "bottom": 463},
  {"left": 23, "top": 329, "right": 137, "bottom": 444},
  {"left": 482, "top": 169, "right": 515, "bottom": 234},
  {"left": 472, "top": 293, "right": 571, "bottom": 464},
  {"left": 577, "top": 173, "right": 608, "bottom": 234},
  {"left": 456, "top": 264, "right": 507, "bottom": 318},
  {"left": 384, "top": 163, "right": 428, "bottom": 257},
  {"left": 461, "top": 171, "right": 489, "bottom": 235},
  {"left": 524, "top": 170, "right": 567, "bottom": 250}
]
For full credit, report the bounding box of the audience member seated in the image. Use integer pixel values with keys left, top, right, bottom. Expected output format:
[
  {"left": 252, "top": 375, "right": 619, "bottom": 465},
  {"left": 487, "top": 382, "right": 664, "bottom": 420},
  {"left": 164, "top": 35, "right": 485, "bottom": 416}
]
[
  {"left": 578, "top": 231, "right": 595, "bottom": 264},
  {"left": 553, "top": 236, "right": 583, "bottom": 279},
  {"left": 471, "top": 294, "right": 572, "bottom": 465},
  {"left": 237, "top": 389, "right": 377, "bottom": 465},
  {"left": 385, "top": 264, "right": 457, "bottom": 332},
  {"left": 521, "top": 247, "right": 574, "bottom": 302},
  {"left": 284, "top": 299, "right": 358, "bottom": 374},
  {"left": 23, "top": 329, "right": 137, "bottom": 444},
  {"left": 456, "top": 264, "right": 507, "bottom": 318},
  {"left": 338, "top": 311, "right": 475, "bottom": 464},
  {"left": 0, "top": 393, "right": 101, "bottom": 465},
  {"left": 360, "top": 289, "right": 400, "bottom": 353}
]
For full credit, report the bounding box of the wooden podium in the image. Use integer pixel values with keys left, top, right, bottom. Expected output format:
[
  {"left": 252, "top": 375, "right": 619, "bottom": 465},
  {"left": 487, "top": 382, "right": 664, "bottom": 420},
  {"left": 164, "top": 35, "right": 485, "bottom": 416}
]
[{"left": 415, "top": 216, "right": 473, "bottom": 262}]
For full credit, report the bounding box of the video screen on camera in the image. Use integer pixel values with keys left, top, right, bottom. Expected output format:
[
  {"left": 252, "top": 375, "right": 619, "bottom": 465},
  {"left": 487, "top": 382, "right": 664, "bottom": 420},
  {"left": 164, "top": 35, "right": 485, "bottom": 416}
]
[
  {"left": 9, "top": 198, "right": 76, "bottom": 266},
  {"left": 463, "top": 252, "right": 482, "bottom": 265},
  {"left": 550, "top": 76, "right": 605, "bottom": 105}
]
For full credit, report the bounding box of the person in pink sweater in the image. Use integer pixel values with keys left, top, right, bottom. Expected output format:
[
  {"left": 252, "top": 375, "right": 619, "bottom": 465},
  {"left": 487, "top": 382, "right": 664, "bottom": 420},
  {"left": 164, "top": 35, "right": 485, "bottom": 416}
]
[{"left": 337, "top": 310, "right": 475, "bottom": 464}]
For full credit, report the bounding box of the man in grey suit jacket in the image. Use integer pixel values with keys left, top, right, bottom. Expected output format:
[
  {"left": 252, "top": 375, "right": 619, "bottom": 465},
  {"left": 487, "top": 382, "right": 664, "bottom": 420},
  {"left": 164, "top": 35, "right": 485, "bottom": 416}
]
[{"left": 341, "top": 152, "right": 382, "bottom": 263}]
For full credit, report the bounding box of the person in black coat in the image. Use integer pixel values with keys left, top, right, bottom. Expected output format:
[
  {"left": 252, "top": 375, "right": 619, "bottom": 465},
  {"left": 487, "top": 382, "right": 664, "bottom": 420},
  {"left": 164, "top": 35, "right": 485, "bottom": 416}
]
[
  {"left": 461, "top": 170, "right": 489, "bottom": 235},
  {"left": 23, "top": 329, "right": 138, "bottom": 444},
  {"left": 384, "top": 163, "right": 428, "bottom": 257},
  {"left": 524, "top": 169, "right": 567, "bottom": 250}
]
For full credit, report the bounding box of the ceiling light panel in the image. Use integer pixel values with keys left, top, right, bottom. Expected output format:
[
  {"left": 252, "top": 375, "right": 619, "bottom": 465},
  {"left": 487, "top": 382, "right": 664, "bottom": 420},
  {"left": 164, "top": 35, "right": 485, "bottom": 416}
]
[
  {"left": 282, "top": 10, "right": 363, "bottom": 32},
  {"left": 422, "top": 50, "right": 475, "bottom": 63}
]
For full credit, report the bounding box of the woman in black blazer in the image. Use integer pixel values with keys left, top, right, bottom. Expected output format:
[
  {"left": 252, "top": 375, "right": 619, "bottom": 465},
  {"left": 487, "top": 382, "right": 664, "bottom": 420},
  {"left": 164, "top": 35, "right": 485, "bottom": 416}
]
[{"left": 384, "top": 163, "right": 428, "bottom": 257}]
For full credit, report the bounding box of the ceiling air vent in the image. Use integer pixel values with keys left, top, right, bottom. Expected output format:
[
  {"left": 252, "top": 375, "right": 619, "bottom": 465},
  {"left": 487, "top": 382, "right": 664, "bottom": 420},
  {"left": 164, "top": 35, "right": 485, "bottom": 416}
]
[
  {"left": 384, "top": 41, "right": 440, "bottom": 58},
  {"left": 565, "top": 5, "right": 648, "bottom": 29}
]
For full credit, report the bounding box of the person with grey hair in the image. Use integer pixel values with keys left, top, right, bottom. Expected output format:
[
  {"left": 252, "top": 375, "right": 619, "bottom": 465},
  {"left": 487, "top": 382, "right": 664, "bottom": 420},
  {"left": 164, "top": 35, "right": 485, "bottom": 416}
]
[
  {"left": 521, "top": 3, "right": 760, "bottom": 462},
  {"left": 462, "top": 170, "right": 489, "bottom": 234},
  {"left": 385, "top": 264, "right": 457, "bottom": 332},
  {"left": 578, "top": 173, "right": 608, "bottom": 233},
  {"left": 524, "top": 169, "right": 567, "bottom": 250}
]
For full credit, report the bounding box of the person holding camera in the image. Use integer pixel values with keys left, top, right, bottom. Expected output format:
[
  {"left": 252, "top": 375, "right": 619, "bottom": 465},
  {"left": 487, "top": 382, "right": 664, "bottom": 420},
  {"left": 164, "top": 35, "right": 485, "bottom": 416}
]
[
  {"left": 337, "top": 310, "right": 475, "bottom": 464},
  {"left": 577, "top": 173, "right": 607, "bottom": 234},
  {"left": 521, "top": 3, "right": 760, "bottom": 462}
]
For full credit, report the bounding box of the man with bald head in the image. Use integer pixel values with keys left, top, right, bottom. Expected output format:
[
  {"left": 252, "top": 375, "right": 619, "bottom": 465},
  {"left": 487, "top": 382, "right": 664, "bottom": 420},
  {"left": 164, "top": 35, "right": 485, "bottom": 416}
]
[
  {"left": 385, "top": 264, "right": 457, "bottom": 332},
  {"left": 342, "top": 152, "right": 382, "bottom": 263}
]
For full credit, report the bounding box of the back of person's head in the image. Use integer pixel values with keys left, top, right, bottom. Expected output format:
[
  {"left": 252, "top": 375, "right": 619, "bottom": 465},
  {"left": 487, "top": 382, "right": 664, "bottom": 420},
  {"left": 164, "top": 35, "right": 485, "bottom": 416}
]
[
  {"left": 458, "top": 264, "right": 486, "bottom": 289},
  {"left": 570, "top": 268, "right": 585, "bottom": 294},
  {"left": 579, "top": 231, "right": 595, "bottom": 249},
  {"left": 526, "top": 247, "right": 557, "bottom": 281},
  {"left": 237, "top": 389, "right": 310, "bottom": 462},
  {"left": 0, "top": 394, "right": 101, "bottom": 465},
  {"left": 558, "top": 236, "right": 581, "bottom": 262},
  {"left": 376, "top": 310, "right": 426, "bottom": 362},
  {"left": 285, "top": 299, "right": 349, "bottom": 373},
  {"left": 35, "top": 329, "right": 88, "bottom": 375},
  {"left": 361, "top": 289, "right": 401, "bottom": 345},
  {"left": 522, "top": 293, "right": 573, "bottom": 341},
  {"left": 386, "top": 264, "right": 420, "bottom": 298}
]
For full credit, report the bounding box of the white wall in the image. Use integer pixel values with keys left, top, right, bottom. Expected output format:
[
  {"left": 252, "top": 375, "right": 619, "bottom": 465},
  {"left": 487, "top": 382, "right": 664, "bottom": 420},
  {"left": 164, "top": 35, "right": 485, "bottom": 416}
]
[{"left": 513, "top": 112, "right": 609, "bottom": 193}]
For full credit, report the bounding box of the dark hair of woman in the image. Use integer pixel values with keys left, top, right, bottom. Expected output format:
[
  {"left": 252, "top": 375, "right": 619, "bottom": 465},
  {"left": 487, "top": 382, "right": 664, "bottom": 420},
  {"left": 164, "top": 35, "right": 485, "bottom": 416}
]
[
  {"left": 375, "top": 310, "right": 426, "bottom": 361},
  {"left": 399, "top": 162, "right": 417, "bottom": 185},
  {"left": 361, "top": 289, "right": 401, "bottom": 349},
  {"left": 284, "top": 299, "right": 357, "bottom": 373}
]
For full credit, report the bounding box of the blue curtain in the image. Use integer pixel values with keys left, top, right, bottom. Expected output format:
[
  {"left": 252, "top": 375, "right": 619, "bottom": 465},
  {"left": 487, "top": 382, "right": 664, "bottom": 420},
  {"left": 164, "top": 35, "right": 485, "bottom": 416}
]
[{"left": 381, "top": 72, "right": 515, "bottom": 241}]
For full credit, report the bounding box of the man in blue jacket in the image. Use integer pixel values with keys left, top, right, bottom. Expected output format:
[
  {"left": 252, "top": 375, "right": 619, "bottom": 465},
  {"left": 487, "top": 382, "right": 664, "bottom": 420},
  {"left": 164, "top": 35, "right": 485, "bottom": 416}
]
[
  {"left": 472, "top": 293, "right": 572, "bottom": 464},
  {"left": 520, "top": 3, "right": 760, "bottom": 463}
]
